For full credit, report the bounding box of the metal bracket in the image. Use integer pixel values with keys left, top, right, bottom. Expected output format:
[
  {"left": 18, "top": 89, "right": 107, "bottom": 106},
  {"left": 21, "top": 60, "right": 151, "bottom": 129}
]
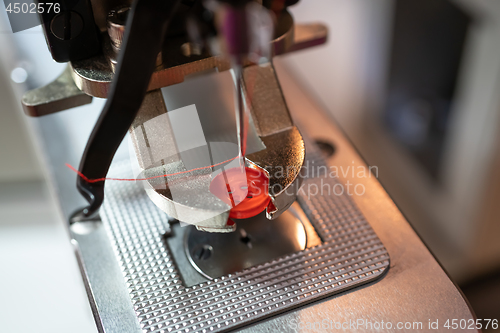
[{"left": 22, "top": 65, "right": 93, "bottom": 117}]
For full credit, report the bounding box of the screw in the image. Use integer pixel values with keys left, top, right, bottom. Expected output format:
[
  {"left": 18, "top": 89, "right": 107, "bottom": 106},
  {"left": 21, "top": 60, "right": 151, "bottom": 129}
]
[
  {"left": 107, "top": 6, "right": 130, "bottom": 49},
  {"left": 50, "top": 11, "right": 84, "bottom": 41},
  {"left": 314, "top": 139, "right": 336, "bottom": 158},
  {"left": 192, "top": 244, "right": 213, "bottom": 260}
]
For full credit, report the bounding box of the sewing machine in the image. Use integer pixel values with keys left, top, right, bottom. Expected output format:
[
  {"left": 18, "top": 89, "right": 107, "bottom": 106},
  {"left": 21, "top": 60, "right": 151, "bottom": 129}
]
[{"left": 21, "top": 0, "right": 477, "bottom": 332}]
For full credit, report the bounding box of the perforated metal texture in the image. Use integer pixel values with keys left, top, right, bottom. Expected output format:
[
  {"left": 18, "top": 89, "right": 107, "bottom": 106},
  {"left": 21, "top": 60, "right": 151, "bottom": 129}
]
[{"left": 100, "top": 154, "right": 390, "bottom": 333}]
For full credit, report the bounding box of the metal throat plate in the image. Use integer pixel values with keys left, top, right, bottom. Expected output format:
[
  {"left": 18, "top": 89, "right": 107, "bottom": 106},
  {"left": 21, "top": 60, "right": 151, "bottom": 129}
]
[{"left": 99, "top": 151, "right": 390, "bottom": 333}]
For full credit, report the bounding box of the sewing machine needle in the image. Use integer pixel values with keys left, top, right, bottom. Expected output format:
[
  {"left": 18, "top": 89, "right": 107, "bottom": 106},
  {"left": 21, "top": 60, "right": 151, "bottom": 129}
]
[{"left": 234, "top": 64, "right": 247, "bottom": 166}]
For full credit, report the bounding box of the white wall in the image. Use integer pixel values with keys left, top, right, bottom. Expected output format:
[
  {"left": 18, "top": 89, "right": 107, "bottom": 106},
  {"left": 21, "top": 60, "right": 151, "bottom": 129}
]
[{"left": 0, "top": 10, "right": 43, "bottom": 182}]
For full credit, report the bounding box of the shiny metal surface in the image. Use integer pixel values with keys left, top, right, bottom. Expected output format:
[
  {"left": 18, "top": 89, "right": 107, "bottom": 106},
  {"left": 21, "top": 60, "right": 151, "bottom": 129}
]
[
  {"left": 241, "top": 63, "right": 305, "bottom": 218},
  {"left": 21, "top": 66, "right": 93, "bottom": 117},
  {"left": 69, "top": 23, "right": 327, "bottom": 98},
  {"left": 32, "top": 60, "right": 477, "bottom": 333},
  {"left": 243, "top": 64, "right": 293, "bottom": 137},
  {"left": 106, "top": 6, "right": 128, "bottom": 50},
  {"left": 250, "top": 126, "right": 304, "bottom": 218},
  {"left": 105, "top": 6, "right": 163, "bottom": 72},
  {"left": 95, "top": 150, "right": 388, "bottom": 332},
  {"left": 129, "top": 89, "right": 236, "bottom": 231},
  {"left": 185, "top": 203, "right": 322, "bottom": 280},
  {"left": 90, "top": 0, "right": 133, "bottom": 33},
  {"left": 240, "top": 61, "right": 478, "bottom": 332},
  {"left": 71, "top": 222, "right": 142, "bottom": 333}
]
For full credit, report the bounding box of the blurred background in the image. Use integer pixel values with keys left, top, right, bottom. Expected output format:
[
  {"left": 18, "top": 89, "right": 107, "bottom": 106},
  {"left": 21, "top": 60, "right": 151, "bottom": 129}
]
[{"left": 1, "top": 0, "right": 499, "bottom": 331}]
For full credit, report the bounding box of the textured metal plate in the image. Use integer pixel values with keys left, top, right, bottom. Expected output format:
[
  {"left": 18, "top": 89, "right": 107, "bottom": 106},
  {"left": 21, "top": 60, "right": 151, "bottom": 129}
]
[{"left": 100, "top": 150, "right": 390, "bottom": 333}]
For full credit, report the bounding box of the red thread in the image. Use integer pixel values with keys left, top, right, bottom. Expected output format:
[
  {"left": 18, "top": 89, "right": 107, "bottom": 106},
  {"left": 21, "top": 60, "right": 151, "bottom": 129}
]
[
  {"left": 67, "top": 66, "right": 260, "bottom": 185},
  {"left": 65, "top": 156, "right": 239, "bottom": 183}
]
